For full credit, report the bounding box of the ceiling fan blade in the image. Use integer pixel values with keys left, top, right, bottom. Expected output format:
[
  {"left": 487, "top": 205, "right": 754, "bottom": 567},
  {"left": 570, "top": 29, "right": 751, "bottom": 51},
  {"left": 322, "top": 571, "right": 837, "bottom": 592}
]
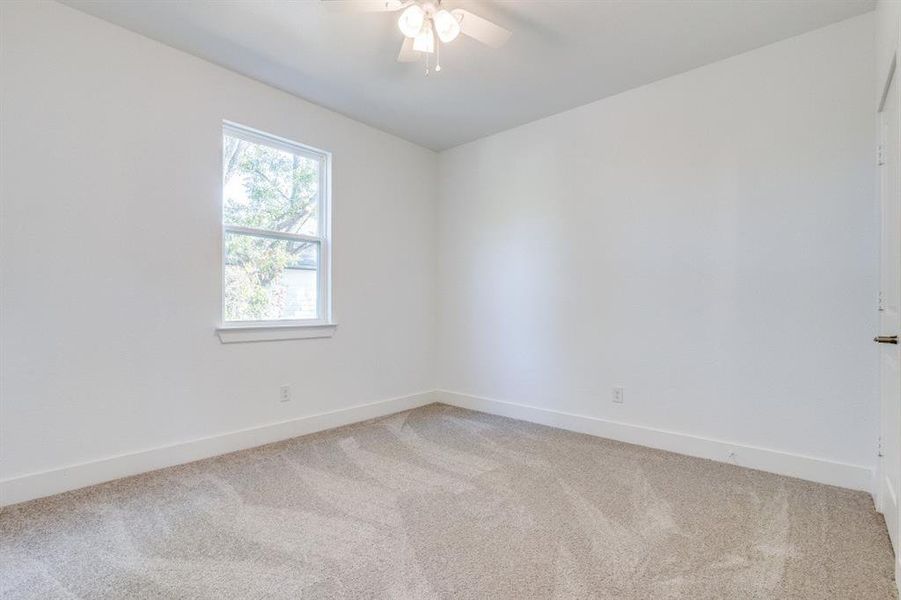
[
  {"left": 451, "top": 9, "right": 511, "bottom": 48},
  {"left": 320, "top": 0, "right": 407, "bottom": 13},
  {"left": 397, "top": 37, "right": 418, "bottom": 62}
]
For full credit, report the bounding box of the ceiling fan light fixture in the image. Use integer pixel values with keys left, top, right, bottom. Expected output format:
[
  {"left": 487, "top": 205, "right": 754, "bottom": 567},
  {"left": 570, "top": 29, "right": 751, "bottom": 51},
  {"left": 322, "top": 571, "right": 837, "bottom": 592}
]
[
  {"left": 397, "top": 4, "right": 425, "bottom": 38},
  {"left": 433, "top": 9, "right": 460, "bottom": 43},
  {"left": 412, "top": 20, "right": 435, "bottom": 53}
]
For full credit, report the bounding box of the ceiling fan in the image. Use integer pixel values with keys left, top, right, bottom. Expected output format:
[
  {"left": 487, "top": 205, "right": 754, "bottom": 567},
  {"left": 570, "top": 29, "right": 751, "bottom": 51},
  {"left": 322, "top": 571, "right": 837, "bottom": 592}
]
[{"left": 323, "top": 0, "right": 511, "bottom": 75}]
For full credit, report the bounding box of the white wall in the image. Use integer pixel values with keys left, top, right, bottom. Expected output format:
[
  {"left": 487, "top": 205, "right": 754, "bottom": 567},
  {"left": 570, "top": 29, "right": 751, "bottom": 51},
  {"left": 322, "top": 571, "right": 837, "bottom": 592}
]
[
  {"left": 0, "top": 2, "right": 437, "bottom": 488},
  {"left": 877, "top": 1, "right": 901, "bottom": 99},
  {"left": 437, "top": 14, "right": 878, "bottom": 470}
]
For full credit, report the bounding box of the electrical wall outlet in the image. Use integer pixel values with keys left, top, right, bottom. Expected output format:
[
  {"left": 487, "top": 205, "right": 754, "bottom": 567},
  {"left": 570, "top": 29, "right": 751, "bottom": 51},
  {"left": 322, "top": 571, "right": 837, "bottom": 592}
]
[
  {"left": 279, "top": 385, "right": 291, "bottom": 403},
  {"left": 612, "top": 386, "right": 624, "bottom": 404}
]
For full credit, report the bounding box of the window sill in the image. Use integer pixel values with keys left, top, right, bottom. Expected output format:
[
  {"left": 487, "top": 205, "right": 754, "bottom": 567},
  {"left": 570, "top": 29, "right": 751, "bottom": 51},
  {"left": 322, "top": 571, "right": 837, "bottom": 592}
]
[{"left": 216, "top": 322, "right": 337, "bottom": 344}]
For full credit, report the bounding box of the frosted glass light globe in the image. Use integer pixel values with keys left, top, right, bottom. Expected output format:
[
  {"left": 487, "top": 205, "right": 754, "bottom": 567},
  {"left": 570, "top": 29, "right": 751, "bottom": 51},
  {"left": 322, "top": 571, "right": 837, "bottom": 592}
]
[
  {"left": 398, "top": 4, "right": 425, "bottom": 38},
  {"left": 433, "top": 9, "right": 460, "bottom": 43}
]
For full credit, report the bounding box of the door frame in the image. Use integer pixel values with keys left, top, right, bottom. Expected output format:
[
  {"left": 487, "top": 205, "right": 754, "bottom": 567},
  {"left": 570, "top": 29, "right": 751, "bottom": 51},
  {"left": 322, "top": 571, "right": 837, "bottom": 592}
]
[
  {"left": 876, "top": 46, "right": 901, "bottom": 595},
  {"left": 876, "top": 51, "right": 895, "bottom": 517}
]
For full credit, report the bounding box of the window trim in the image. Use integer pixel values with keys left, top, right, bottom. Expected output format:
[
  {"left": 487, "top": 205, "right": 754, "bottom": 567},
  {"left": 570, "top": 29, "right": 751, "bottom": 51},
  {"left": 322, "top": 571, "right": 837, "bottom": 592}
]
[{"left": 217, "top": 121, "right": 334, "bottom": 342}]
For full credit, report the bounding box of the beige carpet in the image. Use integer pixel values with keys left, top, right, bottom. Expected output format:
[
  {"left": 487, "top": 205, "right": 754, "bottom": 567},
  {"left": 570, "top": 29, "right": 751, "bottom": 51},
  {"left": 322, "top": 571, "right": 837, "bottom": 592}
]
[{"left": 0, "top": 403, "right": 896, "bottom": 599}]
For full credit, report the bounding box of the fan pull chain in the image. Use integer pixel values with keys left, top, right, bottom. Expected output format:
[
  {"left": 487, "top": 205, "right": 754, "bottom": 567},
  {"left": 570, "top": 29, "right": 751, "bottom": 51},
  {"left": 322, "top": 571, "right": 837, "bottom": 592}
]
[{"left": 435, "top": 37, "right": 442, "bottom": 72}]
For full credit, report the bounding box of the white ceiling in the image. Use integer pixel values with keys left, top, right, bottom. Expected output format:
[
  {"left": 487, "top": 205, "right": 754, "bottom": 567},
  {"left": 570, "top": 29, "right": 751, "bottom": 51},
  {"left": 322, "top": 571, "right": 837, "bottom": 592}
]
[{"left": 62, "top": 0, "right": 875, "bottom": 151}]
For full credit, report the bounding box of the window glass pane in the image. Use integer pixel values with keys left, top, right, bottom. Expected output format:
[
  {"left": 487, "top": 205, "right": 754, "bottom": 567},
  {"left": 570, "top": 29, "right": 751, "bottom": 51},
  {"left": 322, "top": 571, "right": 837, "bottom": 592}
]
[
  {"left": 224, "top": 231, "right": 319, "bottom": 321},
  {"left": 223, "top": 133, "right": 319, "bottom": 236}
]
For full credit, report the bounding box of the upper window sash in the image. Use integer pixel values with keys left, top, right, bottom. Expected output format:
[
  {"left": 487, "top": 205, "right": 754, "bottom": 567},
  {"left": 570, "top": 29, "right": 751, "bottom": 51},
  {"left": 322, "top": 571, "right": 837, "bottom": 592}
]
[{"left": 222, "top": 121, "right": 330, "bottom": 239}]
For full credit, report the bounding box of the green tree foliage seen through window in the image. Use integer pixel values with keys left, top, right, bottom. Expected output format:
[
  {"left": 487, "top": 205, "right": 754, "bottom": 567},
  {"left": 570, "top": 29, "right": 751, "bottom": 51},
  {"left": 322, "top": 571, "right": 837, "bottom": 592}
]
[{"left": 223, "top": 134, "right": 321, "bottom": 321}]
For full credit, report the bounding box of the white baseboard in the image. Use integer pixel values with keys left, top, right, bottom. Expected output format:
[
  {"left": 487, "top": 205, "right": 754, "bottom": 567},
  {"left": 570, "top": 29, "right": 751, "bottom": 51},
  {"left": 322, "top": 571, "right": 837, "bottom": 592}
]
[
  {"left": 0, "top": 391, "right": 438, "bottom": 507},
  {"left": 436, "top": 390, "right": 874, "bottom": 493},
  {"left": 1, "top": 389, "right": 875, "bottom": 507}
]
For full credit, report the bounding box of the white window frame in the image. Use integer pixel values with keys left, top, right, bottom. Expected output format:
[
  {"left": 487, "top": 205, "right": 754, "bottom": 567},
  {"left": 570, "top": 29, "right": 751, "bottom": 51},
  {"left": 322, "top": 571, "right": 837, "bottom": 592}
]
[{"left": 217, "top": 121, "right": 335, "bottom": 343}]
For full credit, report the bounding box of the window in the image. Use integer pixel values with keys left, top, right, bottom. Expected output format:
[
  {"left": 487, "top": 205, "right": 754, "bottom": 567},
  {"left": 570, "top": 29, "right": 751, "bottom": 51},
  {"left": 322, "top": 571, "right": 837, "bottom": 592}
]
[{"left": 218, "top": 122, "right": 333, "bottom": 342}]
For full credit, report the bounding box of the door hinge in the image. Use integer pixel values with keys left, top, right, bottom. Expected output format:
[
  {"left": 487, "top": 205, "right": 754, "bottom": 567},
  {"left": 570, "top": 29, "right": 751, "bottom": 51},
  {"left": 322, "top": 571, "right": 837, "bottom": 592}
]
[
  {"left": 878, "top": 143, "right": 887, "bottom": 166},
  {"left": 878, "top": 436, "right": 884, "bottom": 458}
]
